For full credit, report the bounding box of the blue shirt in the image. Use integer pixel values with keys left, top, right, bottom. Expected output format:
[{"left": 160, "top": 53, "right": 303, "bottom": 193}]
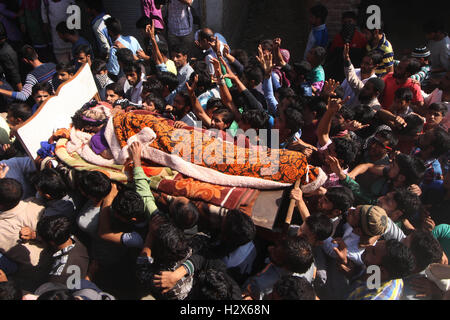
[{"left": 107, "top": 35, "right": 143, "bottom": 76}]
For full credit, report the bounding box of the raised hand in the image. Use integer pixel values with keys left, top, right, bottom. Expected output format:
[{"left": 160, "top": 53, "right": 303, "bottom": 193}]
[
  {"left": 327, "top": 97, "right": 344, "bottom": 114},
  {"left": 128, "top": 141, "right": 143, "bottom": 166},
  {"left": 343, "top": 120, "right": 370, "bottom": 132},
  {"left": 343, "top": 43, "right": 350, "bottom": 61},
  {"left": 186, "top": 74, "right": 198, "bottom": 97},
  {"left": 208, "top": 36, "right": 221, "bottom": 55},
  {"left": 290, "top": 187, "right": 303, "bottom": 203},
  {"left": 325, "top": 155, "right": 346, "bottom": 180},
  {"left": 223, "top": 43, "right": 231, "bottom": 57},
  {"left": 210, "top": 57, "right": 222, "bottom": 76},
  {"left": 322, "top": 79, "right": 340, "bottom": 98},
  {"left": 332, "top": 238, "right": 348, "bottom": 265},
  {"left": 146, "top": 22, "right": 156, "bottom": 40}
]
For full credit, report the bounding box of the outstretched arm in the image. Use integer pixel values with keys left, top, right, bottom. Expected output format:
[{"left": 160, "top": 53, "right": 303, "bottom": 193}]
[
  {"left": 147, "top": 22, "right": 164, "bottom": 65},
  {"left": 186, "top": 75, "right": 212, "bottom": 127}
]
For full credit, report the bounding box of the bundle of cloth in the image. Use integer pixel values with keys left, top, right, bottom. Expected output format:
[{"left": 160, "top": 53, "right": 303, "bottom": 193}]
[{"left": 52, "top": 100, "right": 327, "bottom": 217}]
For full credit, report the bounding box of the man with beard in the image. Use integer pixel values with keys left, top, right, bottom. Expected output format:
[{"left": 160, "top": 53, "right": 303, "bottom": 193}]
[
  {"left": 124, "top": 61, "right": 145, "bottom": 104},
  {"left": 343, "top": 43, "right": 383, "bottom": 107},
  {"left": 381, "top": 57, "right": 424, "bottom": 110}
]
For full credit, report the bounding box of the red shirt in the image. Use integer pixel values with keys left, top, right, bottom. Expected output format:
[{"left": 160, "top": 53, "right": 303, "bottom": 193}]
[
  {"left": 329, "top": 30, "right": 367, "bottom": 52},
  {"left": 381, "top": 73, "right": 423, "bottom": 110}
]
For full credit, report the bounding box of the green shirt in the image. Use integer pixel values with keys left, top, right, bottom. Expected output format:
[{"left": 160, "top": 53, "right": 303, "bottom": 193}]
[
  {"left": 432, "top": 224, "right": 450, "bottom": 258},
  {"left": 133, "top": 166, "right": 158, "bottom": 219},
  {"left": 341, "top": 175, "right": 378, "bottom": 205}
]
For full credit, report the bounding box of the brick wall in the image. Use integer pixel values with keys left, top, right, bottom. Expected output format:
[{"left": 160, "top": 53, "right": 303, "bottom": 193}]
[{"left": 308, "top": 0, "right": 362, "bottom": 42}]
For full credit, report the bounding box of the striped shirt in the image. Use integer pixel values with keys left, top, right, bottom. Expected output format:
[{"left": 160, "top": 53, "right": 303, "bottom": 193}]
[
  {"left": 367, "top": 33, "right": 394, "bottom": 78},
  {"left": 348, "top": 279, "right": 404, "bottom": 300},
  {"left": 11, "top": 63, "right": 56, "bottom": 101}
]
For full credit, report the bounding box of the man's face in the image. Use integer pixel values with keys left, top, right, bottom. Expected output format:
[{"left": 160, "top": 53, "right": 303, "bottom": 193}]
[
  {"left": 377, "top": 192, "right": 398, "bottom": 215},
  {"left": 298, "top": 222, "right": 316, "bottom": 246},
  {"left": 361, "top": 240, "right": 386, "bottom": 267},
  {"left": 211, "top": 113, "right": 227, "bottom": 131},
  {"left": 57, "top": 71, "right": 71, "bottom": 82},
  {"left": 361, "top": 56, "right": 375, "bottom": 74},
  {"left": 126, "top": 71, "right": 139, "bottom": 86},
  {"left": 172, "top": 52, "right": 188, "bottom": 69},
  {"left": 142, "top": 101, "right": 156, "bottom": 112},
  {"left": 368, "top": 135, "right": 389, "bottom": 161},
  {"left": 106, "top": 90, "right": 120, "bottom": 105},
  {"left": 426, "top": 110, "right": 444, "bottom": 127},
  {"left": 76, "top": 52, "right": 91, "bottom": 65},
  {"left": 359, "top": 81, "right": 377, "bottom": 103},
  {"left": 33, "top": 90, "right": 50, "bottom": 105},
  {"left": 317, "top": 195, "right": 334, "bottom": 214},
  {"left": 268, "top": 242, "right": 285, "bottom": 267}
]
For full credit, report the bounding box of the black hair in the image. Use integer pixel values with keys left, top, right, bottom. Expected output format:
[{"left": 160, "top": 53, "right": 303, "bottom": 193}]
[
  {"left": 284, "top": 105, "right": 304, "bottom": 133},
  {"left": 0, "top": 281, "right": 23, "bottom": 300},
  {"left": 394, "top": 88, "right": 413, "bottom": 102},
  {"left": 157, "top": 71, "right": 179, "bottom": 92},
  {"left": 144, "top": 93, "right": 166, "bottom": 112},
  {"left": 21, "top": 44, "right": 38, "bottom": 61},
  {"left": 222, "top": 209, "right": 256, "bottom": 249},
  {"left": 304, "top": 96, "right": 327, "bottom": 118},
  {"left": 56, "top": 62, "right": 76, "bottom": 75},
  {"left": 32, "top": 82, "right": 54, "bottom": 96},
  {"left": 142, "top": 78, "right": 164, "bottom": 96},
  {"left": 403, "top": 58, "right": 422, "bottom": 77},
  {"left": 56, "top": 21, "right": 76, "bottom": 36},
  {"left": 151, "top": 222, "right": 190, "bottom": 267},
  {"left": 31, "top": 168, "right": 68, "bottom": 200},
  {"left": 366, "top": 51, "right": 384, "bottom": 67},
  {"left": 105, "top": 17, "right": 122, "bottom": 37},
  {"left": 277, "top": 87, "right": 297, "bottom": 102},
  {"left": 273, "top": 275, "right": 315, "bottom": 300},
  {"left": 111, "top": 189, "right": 146, "bottom": 223},
  {"left": 353, "top": 104, "right": 376, "bottom": 125},
  {"left": 75, "top": 170, "right": 112, "bottom": 200},
  {"left": 205, "top": 98, "right": 225, "bottom": 111},
  {"left": 83, "top": 0, "right": 104, "bottom": 12},
  {"left": 423, "top": 19, "right": 446, "bottom": 34},
  {"left": 116, "top": 48, "right": 134, "bottom": 65},
  {"left": 409, "top": 230, "right": 444, "bottom": 272},
  {"left": 8, "top": 103, "right": 32, "bottom": 121},
  {"left": 395, "top": 153, "right": 426, "bottom": 186},
  {"left": 310, "top": 4, "right": 328, "bottom": 24},
  {"left": 123, "top": 61, "right": 143, "bottom": 78},
  {"left": 338, "top": 105, "right": 355, "bottom": 121},
  {"left": 332, "top": 137, "right": 357, "bottom": 168},
  {"left": 37, "top": 289, "right": 76, "bottom": 300},
  {"left": 91, "top": 59, "right": 108, "bottom": 74},
  {"left": 305, "top": 213, "right": 333, "bottom": 241},
  {"left": 259, "top": 39, "right": 274, "bottom": 52},
  {"left": 392, "top": 188, "right": 421, "bottom": 220},
  {"left": 36, "top": 215, "right": 73, "bottom": 246},
  {"left": 197, "top": 29, "right": 214, "bottom": 42},
  {"left": 428, "top": 102, "right": 448, "bottom": 117},
  {"left": 170, "top": 199, "right": 199, "bottom": 230},
  {"left": 325, "top": 186, "right": 354, "bottom": 213},
  {"left": 0, "top": 178, "right": 23, "bottom": 211},
  {"left": 382, "top": 239, "right": 416, "bottom": 279},
  {"left": 190, "top": 62, "right": 214, "bottom": 92},
  {"left": 293, "top": 61, "right": 313, "bottom": 77},
  {"left": 399, "top": 114, "right": 424, "bottom": 137},
  {"left": 105, "top": 82, "right": 125, "bottom": 97},
  {"left": 212, "top": 108, "right": 235, "bottom": 126},
  {"left": 342, "top": 11, "right": 357, "bottom": 21},
  {"left": 171, "top": 44, "right": 189, "bottom": 57},
  {"left": 366, "top": 77, "right": 385, "bottom": 94},
  {"left": 282, "top": 236, "right": 314, "bottom": 274},
  {"left": 376, "top": 129, "right": 398, "bottom": 149},
  {"left": 241, "top": 109, "right": 270, "bottom": 130},
  {"left": 136, "top": 16, "right": 152, "bottom": 29},
  {"left": 158, "top": 40, "right": 169, "bottom": 57},
  {"left": 74, "top": 44, "right": 92, "bottom": 58},
  {"left": 244, "top": 66, "right": 264, "bottom": 85},
  {"left": 429, "top": 127, "right": 450, "bottom": 158},
  {"left": 231, "top": 49, "right": 249, "bottom": 67},
  {"left": 310, "top": 46, "right": 326, "bottom": 65},
  {"left": 196, "top": 268, "right": 236, "bottom": 300}
]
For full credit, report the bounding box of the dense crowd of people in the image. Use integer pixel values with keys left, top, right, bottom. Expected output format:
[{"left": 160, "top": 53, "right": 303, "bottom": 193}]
[{"left": 0, "top": 0, "right": 449, "bottom": 301}]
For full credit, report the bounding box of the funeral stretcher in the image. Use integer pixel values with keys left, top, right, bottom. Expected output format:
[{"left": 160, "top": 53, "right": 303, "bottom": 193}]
[{"left": 16, "top": 64, "right": 327, "bottom": 232}]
